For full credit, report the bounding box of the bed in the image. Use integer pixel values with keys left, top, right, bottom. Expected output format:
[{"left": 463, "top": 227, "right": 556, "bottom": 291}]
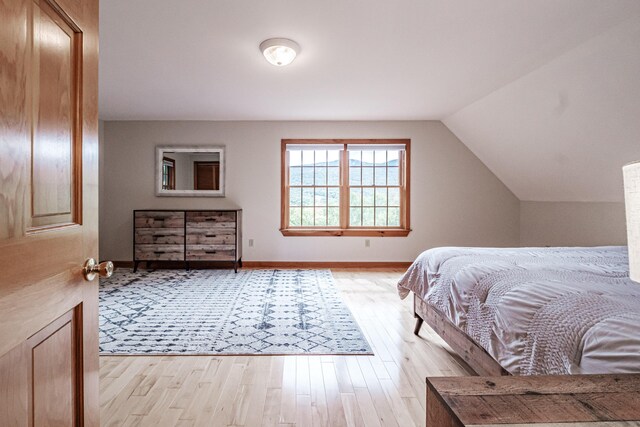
[{"left": 398, "top": 246, "right": 640, "bottom": 376}]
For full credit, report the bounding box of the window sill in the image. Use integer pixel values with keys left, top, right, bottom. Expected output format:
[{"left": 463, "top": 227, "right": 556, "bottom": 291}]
[{"left": 280, "top": 228, "right": 411, "bottom": 237}]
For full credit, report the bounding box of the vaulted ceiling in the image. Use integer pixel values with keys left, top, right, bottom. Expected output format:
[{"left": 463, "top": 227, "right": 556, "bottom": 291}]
[{"left": 99, "top": 0, "right": 640, "bottom": 202}]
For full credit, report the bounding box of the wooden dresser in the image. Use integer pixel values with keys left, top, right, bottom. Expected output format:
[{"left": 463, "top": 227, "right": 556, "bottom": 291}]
[
  {"left": 426, "top": 374, "right": 640, "bottom": 427},
  {"left": 133, "top": 209, "right": 242, "bottom": 272}
]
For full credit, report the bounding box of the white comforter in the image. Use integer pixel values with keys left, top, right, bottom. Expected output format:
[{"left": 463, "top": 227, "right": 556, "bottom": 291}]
[{"left": 398, "top": 246, "right": 640, "bottom": 375}]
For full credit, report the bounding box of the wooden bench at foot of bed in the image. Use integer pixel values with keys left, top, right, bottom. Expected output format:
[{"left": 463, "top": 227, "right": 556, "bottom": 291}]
[
  {"left": 413, "top": 294, "right": 509, "bottom": 376},
  {"left": 426, "top": 374, "right": 640, "bottom": 427}
]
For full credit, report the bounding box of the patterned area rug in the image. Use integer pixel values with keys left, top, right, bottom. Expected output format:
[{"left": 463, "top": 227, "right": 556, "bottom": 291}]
[{"left": 99, "top": 269, "right": 372, "bottom": 355}]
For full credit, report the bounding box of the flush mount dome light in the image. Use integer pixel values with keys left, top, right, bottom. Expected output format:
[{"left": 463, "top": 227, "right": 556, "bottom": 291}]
[{"left": 260, "top": 38, "right": 300, "bottom": 66}]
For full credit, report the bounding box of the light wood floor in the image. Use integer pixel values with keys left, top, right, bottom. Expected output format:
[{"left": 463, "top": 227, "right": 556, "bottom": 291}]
[{"left": 100, "top": 269, "right": 473, "bottom": 427}]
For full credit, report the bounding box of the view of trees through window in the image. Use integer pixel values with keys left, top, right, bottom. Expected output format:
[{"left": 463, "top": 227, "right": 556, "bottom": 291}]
[
  {"left": 348, "top": 149, "right": 401, "bottom": 227},
  {"left": 288, "top": 149, "right": 341, "bottom": 227},
  {"left": 286, "top": 145, "right": 404, "bottom": 228}
]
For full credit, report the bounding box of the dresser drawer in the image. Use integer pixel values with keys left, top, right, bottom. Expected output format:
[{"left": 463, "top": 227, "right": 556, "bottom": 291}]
[
  {"left": 186, "top": 227, "right": 235, "bottom": 245},
  {"left": 135, "top": 211, "right": 184, "bottom": 228},
  {"left": 186, "top": 211, "right": 235, "bottom": 228},
  {"left": 135, "top": 228, "right": 185, "bottom": 244},
  {"left": 186, "top": 245, "right": 235, "bottom": 261},
  {"left": 135, "top": 244, "right": 184, "bottom": 260}
]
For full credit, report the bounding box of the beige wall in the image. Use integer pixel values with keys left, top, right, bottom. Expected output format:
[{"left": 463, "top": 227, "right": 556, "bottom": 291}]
[
  {"left": 520, "top": 201, "right": 627, "bottom": 247},
  {"left": 99, "top": 120, "right": 520, "bottom": 262}
]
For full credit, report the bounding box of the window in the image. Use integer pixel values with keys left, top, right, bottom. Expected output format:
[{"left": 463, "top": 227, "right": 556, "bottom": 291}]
[
  {"left": 162, "top": 157, "right": 175, "bottom": 190},
  {"left": 281, "top": 139, "right": 410, "bottom": 236}
]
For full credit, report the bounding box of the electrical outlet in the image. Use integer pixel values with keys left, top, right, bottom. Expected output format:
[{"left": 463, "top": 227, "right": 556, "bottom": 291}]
[
  {"left": 248, "top": 239, "right": 254, "bottom": 247},
  {"left": 365, "top": 239, "right": 370, "bottom": 248}
]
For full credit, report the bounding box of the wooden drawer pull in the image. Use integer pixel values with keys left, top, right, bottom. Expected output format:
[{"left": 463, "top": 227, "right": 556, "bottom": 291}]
[
  {"left": 205, "top": 251, "right": 217, "bottom": 254},
  {"left": 153, "top": 251, "right": 165, "bottom": 255},
  {"left": 205, "top": 234, "right": 217, "bottom": 237}
]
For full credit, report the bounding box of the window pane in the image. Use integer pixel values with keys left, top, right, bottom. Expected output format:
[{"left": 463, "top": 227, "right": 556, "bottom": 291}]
[
  {"left": 289, "top": 150, "right": 302, "bottom": 166},
  {"left": 327, "top": 150, "right": 340, "bottom": 165},
  {"left": 315, "top": 187, "right": 327, "bottom": 206},
  {"left": 315, "top": 207, "right": 327, "bottom": 226},
  {"left": 362, "top": 188, "right": 374, "bottom": 206},
  {"left": 302, "top": 188, "right": 314, "bottom": 206},
  {"left": 302, "top": 207, "right": 314, "bottom": 226},
  {"left": 387, "top": 150, "right": 400, "bottom": 164},
  {"left": 350, "top": 207, "right": 362, "bottom": 226},
  {"left": 289, "top": 208, "right": 302, "bottom": 226},
  {"left": 327, "top": 207, "right": 340, "bottom": 226},
  {"left": 388, "top": 207, "right": 400, "bottom": 226},
  {"left": 362, "top": 167, "right": 373, "bottom": 186},
  {"left": 388, "top": 188, "right": 400, "bottom": 206},
  {"left": 290, "top": 187, "right": 302, "bottom": 206},
  {"left": 387, "top": 167, "right": 399, "bottom": 186},
  {"left": 327, "top": 167, "right": 340, "bottom": 185},
  {"left": 374, "top": 167, "right": 386, "bottom": 186},
  {"left": 290, "top": 167, "right": 302, "bottom": 185},
  {"left": 315, "top": 167, "right": 327, "bottom": 186},
  {"left": 315, "top": 150, "right": 326, "bottom": 165},
  {"left": 375, "top": 188, "right": 387, "bottom": 206},
  {"left": 328, "top": 188, "right": 340, "bottom": 206},
  {"left": 362, "top": 207, "right": 375, "bottom": 226},
  {"left": 374, "top": 150, "right": 386, "bottom": 165},
  {"left": 362, "top": 150, "right": 374, "bottom": 165},
  {"left": 349, "top": 150, "right": 361, "bottom": 164},
  {"left": 349, "top": 167, "right": 361, "bottom": 185},
  {"left": 302, "top": 150, "right": 314, "bottom": 165},
  {"left": 302, "top": 167, "right": 314, "bottom": 185},
  {"left": 375, "top": 207, "right": 387, "bottom": 226},
  {"left": 350, "top": 188, "right": 362, "bottom": 206}
]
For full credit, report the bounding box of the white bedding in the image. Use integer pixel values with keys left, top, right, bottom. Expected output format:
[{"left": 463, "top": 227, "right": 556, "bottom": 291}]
[{"left": 398, "top": 246, "right": 640, "bottom": 375}]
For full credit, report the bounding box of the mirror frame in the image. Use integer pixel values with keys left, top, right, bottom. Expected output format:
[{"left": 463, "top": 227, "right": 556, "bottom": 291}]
[{"left": 155, "top": 145, "right": 226, "bottom": 197}]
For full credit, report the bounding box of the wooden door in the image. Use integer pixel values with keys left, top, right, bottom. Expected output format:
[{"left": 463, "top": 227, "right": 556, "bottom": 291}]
[
  {"left": 0, "top": 0, "right": 99, "bottom": 425},
  {"left": 194, "top": 162, "right": 220, "bottom": 190}
]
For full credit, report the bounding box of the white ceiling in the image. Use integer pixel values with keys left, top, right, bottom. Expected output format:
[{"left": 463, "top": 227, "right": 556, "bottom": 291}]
[
  {"left": 99, "top": 0, "right": 640, "bottom": 202},
  {"left": 99, "top": 0, "right": 638, "bottom": 121}
]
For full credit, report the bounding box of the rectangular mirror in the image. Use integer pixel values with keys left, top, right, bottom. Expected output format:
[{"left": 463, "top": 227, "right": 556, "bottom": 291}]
[{"left": 156, "top": 146, "right": 225, "bottom": 197}]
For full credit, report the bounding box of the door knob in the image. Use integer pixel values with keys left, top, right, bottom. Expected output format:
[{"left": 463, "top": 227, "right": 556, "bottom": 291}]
[{"left": 83, "top": 258, "right": 114, "bottom": 281}]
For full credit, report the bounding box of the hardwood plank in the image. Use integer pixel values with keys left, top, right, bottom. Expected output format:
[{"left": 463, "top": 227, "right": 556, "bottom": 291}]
[
  {"left": 297, "top": 394, "right": 313, "bottom": 427},
  {"left": 335, "top": 356, "right": 355, "bottom": 393},
  {"left": 354, "top": 387, "right": 383, "bottom": 427},
  {"left": 322, "top": 361, "right": 349, "bottom": 427},
  {"left": 262, "top": 388, "right": 283, "bottom": 427},
  {"left": 309, "top": 356, "right": 330, "bottom": 427},
  {"left": 341, "top": 392, "right": 366, "bottom": 427},
  {"left": 279, "top": 356, "right": 297, "bottom": 424}
]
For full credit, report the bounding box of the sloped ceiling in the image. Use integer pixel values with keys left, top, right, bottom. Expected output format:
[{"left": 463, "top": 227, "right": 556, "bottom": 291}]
[
  {"left": 100, "top": 0, "right": 640, "bottom": 202},
  {"left": 444, "top": 15, "right": 640, "bottom": 202}
]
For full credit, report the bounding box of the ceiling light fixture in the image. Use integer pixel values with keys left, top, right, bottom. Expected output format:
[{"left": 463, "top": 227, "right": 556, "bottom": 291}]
[{"left": 260, "top": 38, "right": 300, "bottom": 67}]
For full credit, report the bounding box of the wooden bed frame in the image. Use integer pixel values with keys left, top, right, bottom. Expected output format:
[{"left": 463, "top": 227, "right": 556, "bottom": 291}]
[{"left": 413, "top": 294, "right": 510, "bottom": 376}]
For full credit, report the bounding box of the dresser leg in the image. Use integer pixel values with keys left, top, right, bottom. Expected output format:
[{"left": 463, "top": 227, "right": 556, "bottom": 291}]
[
  {"left": 238, "top": 258, "right": 242, "bottom": 268},
  {"left": 133, "top": 261, "right": 138, "bottom": 273},
  {"left": 234, "top": 261, "right": 238, "bottom": 273}
]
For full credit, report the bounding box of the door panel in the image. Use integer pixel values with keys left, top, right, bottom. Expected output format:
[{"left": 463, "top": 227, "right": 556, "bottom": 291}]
[
  {"left": 31, "top": 0, "right": 80, "bottom": 228},
  {"left": 30, "top": 309, "right": 79, "bottom": 427},
  {"left": 0, "top": 0, "right": 99, "bottom": 424}
]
